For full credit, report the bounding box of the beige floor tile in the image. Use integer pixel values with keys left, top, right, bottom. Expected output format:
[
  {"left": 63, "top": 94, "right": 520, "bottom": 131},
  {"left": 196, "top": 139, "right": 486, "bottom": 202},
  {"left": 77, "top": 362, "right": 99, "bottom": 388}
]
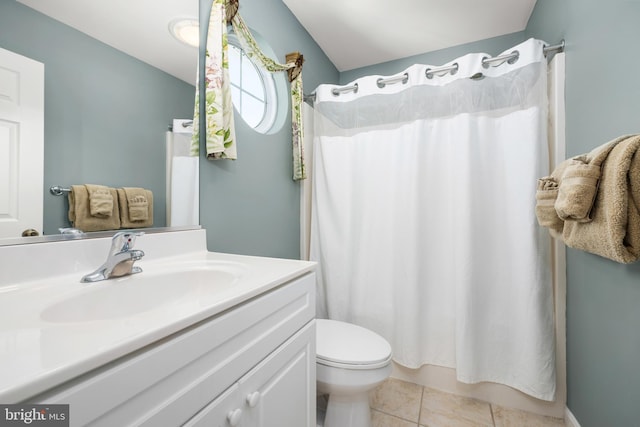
[
  {"left": 370, "top": 378, "right": 423, "bottom": 423},
  {"left": 419, "top": 387, "right": 493, "bottom": 427},
  {"left": 492, "top": 405, "right": 564, "bottom": 427},
  {"left": 372, "top": 409, "right": 419, "bottom": 427}
]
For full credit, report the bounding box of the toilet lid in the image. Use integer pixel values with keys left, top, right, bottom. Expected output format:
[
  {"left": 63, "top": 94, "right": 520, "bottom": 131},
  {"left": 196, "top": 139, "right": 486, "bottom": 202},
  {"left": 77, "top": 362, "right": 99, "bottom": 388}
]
[{"left": 316, "top": 319, "right": 392, "bottom": 369}]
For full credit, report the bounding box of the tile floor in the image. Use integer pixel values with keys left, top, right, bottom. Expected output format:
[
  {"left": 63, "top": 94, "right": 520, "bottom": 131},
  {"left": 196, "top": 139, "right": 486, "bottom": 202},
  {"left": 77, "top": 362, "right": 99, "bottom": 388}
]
[
  {"left": 369, "top": 378, "right": 566, "bottom": 427},
  {"left": 318, "top": 378, "right": 566, "bottom": 427}
]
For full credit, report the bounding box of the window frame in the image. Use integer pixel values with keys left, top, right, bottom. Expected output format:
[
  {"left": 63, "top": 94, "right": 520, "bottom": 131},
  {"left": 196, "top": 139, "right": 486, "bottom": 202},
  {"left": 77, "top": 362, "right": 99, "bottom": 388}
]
[{"left": 227, "top": 35, "right": 278, "bottom": 134}]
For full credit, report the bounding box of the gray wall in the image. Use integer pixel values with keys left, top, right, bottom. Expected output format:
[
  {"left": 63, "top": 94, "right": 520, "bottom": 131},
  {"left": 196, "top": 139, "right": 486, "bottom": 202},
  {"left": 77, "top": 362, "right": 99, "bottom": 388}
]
[
  {"left": 527, "top": 1, "right": 640, "bottom": 426},
  {"left": 0, "top": 1, "right": 195, "bottom": 234},
  {"left": 197, "top": 0, "right": 339, "bottom": 259}
]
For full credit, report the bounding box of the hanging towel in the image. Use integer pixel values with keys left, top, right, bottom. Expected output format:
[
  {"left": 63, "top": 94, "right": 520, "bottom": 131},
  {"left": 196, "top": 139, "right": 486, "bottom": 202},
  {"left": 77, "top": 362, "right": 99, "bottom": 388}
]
[
  {"left": 68, "top": 185, "right": 121, "bottom": 232},
  {"left": 563, "top": 134, "right": 640, "bottom": 263},
  {"left": 85, "top": 184, "right": 114, "bottom": 218},
  {"left": 117, "top": 188, "right": 154, "bottom": 228},
  {"left": 536, "top": 135, "right": 626, "bottom": 232},
  {"left": 124, "top": 187, "right": 149, "bottom": 221},
  {"left": 535, "top": 177, "right": 563, "bottom": 238},
  {"left": 535, "top": 158, "right": 572, "bottom": 236},
  {"left": 554, "top": 158, "right": 600, "bottom": 222},
  {"left": 554, "top": 136, "right": 623, "bottom": 223}
]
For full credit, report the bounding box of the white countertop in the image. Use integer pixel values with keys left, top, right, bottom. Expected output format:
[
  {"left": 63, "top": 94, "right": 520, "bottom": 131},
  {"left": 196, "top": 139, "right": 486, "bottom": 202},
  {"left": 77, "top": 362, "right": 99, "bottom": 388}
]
[{"left": 0, "top": 230, "right": 315, "bottom": 402}]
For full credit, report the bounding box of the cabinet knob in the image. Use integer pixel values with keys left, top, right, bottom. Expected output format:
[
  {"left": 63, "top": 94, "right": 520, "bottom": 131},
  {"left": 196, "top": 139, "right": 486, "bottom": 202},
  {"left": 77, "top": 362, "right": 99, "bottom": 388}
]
[
  {"left": 246, "top": 391, "right": 261, "bottom": 408},
  {"left": 227, "top": 408, "right": 242, "bottom": 426}
]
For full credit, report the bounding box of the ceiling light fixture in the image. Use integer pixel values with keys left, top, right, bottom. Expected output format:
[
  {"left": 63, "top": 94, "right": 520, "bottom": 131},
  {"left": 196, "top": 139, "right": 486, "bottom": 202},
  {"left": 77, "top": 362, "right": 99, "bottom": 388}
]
[{"left": 169, "top": 18, "right": 200, "bottom": 48}]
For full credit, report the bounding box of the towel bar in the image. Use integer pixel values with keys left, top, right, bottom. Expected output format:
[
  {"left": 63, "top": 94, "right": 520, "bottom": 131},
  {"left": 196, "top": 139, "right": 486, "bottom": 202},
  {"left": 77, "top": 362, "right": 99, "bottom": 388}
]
[{"left": 50, "top": 186, "right": 71, "bottom": 196}]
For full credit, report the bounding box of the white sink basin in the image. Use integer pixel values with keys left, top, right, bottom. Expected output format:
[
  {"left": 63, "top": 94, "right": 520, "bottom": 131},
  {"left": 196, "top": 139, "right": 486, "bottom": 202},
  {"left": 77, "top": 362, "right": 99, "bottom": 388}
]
[{"left": 41, "top": 261, "right": 246, "bottom": 323}]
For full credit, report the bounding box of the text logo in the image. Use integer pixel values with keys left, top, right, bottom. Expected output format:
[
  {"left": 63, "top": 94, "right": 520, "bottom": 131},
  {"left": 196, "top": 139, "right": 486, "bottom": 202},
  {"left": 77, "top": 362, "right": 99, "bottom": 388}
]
[{"left": 0, "top": 405, "right": 69, "bottom": 426}]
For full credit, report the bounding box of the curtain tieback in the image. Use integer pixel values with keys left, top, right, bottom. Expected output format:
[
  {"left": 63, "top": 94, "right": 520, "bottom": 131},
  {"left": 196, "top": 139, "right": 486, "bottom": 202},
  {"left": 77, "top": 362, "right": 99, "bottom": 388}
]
[
  {"left": 226, "top": 0, "right": 239, "bottom": 23},
  {"left": 286, "top": 52, "right": 304, "bottom": 82}
]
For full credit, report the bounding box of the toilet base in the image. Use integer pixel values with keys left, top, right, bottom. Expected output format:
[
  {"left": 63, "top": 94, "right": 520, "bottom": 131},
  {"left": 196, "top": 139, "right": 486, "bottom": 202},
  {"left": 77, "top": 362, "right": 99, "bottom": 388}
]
[{"left": 323, "top": 392, "right": 372, "bottom": 427}]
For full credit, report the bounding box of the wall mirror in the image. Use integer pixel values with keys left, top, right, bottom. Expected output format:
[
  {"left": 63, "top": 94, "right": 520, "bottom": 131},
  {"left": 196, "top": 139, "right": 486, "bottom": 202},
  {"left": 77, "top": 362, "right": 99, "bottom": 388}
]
[{"left": 0, "top": 0, "right": 199, "bottom": 245}]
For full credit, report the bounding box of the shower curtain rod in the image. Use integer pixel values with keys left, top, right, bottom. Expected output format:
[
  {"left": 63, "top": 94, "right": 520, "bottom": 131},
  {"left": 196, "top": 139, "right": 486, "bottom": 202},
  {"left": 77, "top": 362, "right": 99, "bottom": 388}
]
[{"left": 303, "top": 40, "right": 565, "bottom": 103}]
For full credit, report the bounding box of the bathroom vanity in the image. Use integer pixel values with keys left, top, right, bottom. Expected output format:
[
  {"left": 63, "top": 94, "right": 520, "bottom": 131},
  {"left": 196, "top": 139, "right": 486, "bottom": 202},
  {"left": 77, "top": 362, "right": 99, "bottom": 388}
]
[{"left": 0, "top": 229, "right": 316, "bottom": 426}]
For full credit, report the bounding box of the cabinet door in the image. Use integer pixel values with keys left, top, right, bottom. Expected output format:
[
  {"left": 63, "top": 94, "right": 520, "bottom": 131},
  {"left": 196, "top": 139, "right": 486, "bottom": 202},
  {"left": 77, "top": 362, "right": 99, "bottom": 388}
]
[
  {"left": 183, "top": 383, "right": 243, "bottom": 427},
  {"left": 238, "top": 322, "right": 316, "bottom": 427}
]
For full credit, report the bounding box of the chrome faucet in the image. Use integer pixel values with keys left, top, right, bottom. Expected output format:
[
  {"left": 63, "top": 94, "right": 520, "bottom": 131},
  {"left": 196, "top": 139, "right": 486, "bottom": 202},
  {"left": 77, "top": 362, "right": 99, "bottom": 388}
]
[{"left": 81, "top": 231, "right": 145, "bottom": 283}]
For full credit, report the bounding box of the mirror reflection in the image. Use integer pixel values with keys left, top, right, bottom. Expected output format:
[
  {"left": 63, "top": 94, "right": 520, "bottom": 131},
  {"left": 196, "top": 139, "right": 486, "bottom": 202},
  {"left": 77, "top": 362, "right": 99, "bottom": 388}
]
[{"left": 0, "top": 0, "right": 198, "bottom": 243}]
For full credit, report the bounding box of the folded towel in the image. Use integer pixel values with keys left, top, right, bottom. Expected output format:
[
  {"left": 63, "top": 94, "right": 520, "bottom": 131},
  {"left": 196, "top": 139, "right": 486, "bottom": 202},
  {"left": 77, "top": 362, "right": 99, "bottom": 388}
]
[
  {"left": 85, "top": 184, "right": 114, "bottom": 218},
  {"left": 535, "top": 177, "right": 563, "bottom": 238},
  {"left": 563, "top": 134, "right": 640, "bottom": 263},
  {"left": 536, "top": 136, "right": 626, "bottom": 238},
  {"left": 68, "top": 185, "right": 121, "bottom": 232},
  {"left": 123, "top": 187, "right": 149, "bottom": 221},
  {"left": 535, "top": 157, "right": 572, "bottom": 238},
  {"left": 117, "top": 188, "right": 154, "bottom": 228},
  {"left": 554, "top": 159, "right": 600, "bottom": 222}
]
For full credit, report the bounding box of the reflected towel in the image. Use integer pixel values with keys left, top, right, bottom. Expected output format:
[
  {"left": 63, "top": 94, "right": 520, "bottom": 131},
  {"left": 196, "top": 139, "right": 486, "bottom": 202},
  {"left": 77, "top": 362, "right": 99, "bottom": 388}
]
[
  {"left": 68, "top": 185, "right": 121, "bottom": 232},
  {"left": 123, "top": 187, "right": 149, "bottom": 221},
  {"left": 117, "top": 188, "right": 153, "bottom": 228},
  {"left": 563, "top": 134, "right": 640, "bottom": 263},
  {"left": 85, "top": 184, "right": 114, "bottom": 218}
]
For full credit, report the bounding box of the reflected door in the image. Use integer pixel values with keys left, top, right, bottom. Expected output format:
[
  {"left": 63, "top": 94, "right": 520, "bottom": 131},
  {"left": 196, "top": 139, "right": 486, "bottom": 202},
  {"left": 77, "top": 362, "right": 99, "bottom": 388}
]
[{"left": 0, "top": 47, "right": 44, "bottom": 238}]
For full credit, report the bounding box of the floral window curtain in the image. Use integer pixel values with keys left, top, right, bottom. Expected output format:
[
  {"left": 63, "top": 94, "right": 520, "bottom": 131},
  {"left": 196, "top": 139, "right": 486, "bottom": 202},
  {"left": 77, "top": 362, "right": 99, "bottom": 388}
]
[
  {"left": 190, "top": 0, "right": 236, "bottom": 160},
  {"left": 191, "top": 0, "right": 307, "bottom": 181}
]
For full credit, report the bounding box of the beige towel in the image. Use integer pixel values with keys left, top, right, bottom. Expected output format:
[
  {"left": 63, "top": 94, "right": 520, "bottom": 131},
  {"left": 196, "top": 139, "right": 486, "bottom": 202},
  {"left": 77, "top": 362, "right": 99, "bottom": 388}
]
[
  {"left": 85, "top": 184, "right": 114, "bottom": 218},
  {"left": 68, "top": 185, "right": 121, "bottom": 232},
  {"left": 535, "top": 158, "right": 571, "bottom": 237},
  {"left": 117, "top": 188, "right": 154, "bottom": 228},
  {"left": 553, "top": 136, "right": 625, "bottom": 223},
  {"left": 535, "top": 177, "right": 563, "bottom": 238},
  {"left": 536, "top": 135, "right": 627, "bottom": 237},
  {"left": 563, "top": 134, "right": 640, "bottom": 263},
  {"left": 123, "top": 187, "right": 149, "bottom": 221},
  {"left": 554, "top": 159, "right": 600, "bottom": 222}
]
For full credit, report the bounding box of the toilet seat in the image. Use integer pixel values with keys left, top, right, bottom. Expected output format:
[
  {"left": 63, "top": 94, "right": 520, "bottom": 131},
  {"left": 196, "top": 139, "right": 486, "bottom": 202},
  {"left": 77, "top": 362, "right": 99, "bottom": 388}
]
[{"left": 316, "top": 319, "right": 392, "bottom": 370}]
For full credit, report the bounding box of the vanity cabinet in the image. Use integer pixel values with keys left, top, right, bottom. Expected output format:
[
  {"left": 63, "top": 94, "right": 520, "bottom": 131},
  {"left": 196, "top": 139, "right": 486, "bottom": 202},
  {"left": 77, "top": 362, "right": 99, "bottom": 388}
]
[
  {"left": 186, "top": 323, "right": 313, "bottom": 427},
  {"left": 28, "top": 272, "right": 316, "bottom": 427}
]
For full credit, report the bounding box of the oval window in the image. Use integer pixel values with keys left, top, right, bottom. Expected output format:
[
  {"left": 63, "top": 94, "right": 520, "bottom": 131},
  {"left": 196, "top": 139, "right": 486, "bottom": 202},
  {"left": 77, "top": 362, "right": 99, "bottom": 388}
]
[{"left": 227, "top": 36, "right": 277, "bottom": 134}]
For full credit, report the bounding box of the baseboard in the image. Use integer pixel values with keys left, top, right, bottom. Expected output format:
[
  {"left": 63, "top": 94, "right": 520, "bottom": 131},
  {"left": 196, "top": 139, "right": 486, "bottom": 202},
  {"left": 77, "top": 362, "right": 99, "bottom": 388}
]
[
  {"left": 390, "top": 364, "right": 566, "bottom": 418},
  {"left": 565, "top": 407, "right": 581, "bottom": 427}
]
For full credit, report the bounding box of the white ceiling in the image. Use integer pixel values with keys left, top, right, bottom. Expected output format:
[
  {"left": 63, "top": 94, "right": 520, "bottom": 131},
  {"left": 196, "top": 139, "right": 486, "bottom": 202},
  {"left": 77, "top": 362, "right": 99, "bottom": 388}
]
[
  {"left": 17, "top": 0, "right": 538, "bottom": 80},
  {"left": 282, "top": 0, "right": 538, "bottom": 71},
  {"left": 17, "top": 0, "right": 199, "bottom": 84}
]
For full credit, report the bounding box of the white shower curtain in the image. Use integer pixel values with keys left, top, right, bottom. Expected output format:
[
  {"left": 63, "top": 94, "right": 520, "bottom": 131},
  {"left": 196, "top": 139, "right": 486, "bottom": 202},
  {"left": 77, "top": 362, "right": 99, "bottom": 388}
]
[
  {"left": 310, "top": 38, "right": 555, "bottom": 401},
  {"left": 167, "top": 120, "right": 199, "bottom": 227}
]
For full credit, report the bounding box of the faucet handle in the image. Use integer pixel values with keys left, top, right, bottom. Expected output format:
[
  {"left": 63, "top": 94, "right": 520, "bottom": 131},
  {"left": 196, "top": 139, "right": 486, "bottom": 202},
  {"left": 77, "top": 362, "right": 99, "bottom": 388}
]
[{"left": 111, "top": 231, "right": 144, "bottom": 253}]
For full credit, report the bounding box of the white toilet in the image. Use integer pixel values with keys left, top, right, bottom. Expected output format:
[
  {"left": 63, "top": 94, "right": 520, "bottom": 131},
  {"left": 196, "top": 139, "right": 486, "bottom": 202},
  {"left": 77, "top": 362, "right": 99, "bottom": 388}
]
[{"left": 316, "top": 319, "right": 392, "bottom": 427}]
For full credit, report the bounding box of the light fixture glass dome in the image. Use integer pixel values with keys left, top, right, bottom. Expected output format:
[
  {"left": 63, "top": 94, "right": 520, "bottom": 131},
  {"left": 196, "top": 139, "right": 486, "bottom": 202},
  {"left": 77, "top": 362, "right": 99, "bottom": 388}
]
[{"left": 169, "top": 18, "right": 199, "bottom": 48}]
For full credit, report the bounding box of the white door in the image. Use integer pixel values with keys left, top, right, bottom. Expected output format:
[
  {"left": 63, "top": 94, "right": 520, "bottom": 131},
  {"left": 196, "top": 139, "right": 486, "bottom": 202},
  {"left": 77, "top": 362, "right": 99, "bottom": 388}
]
[{"left": 0, "top": 47, "right": 44, "bottom": 238}]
